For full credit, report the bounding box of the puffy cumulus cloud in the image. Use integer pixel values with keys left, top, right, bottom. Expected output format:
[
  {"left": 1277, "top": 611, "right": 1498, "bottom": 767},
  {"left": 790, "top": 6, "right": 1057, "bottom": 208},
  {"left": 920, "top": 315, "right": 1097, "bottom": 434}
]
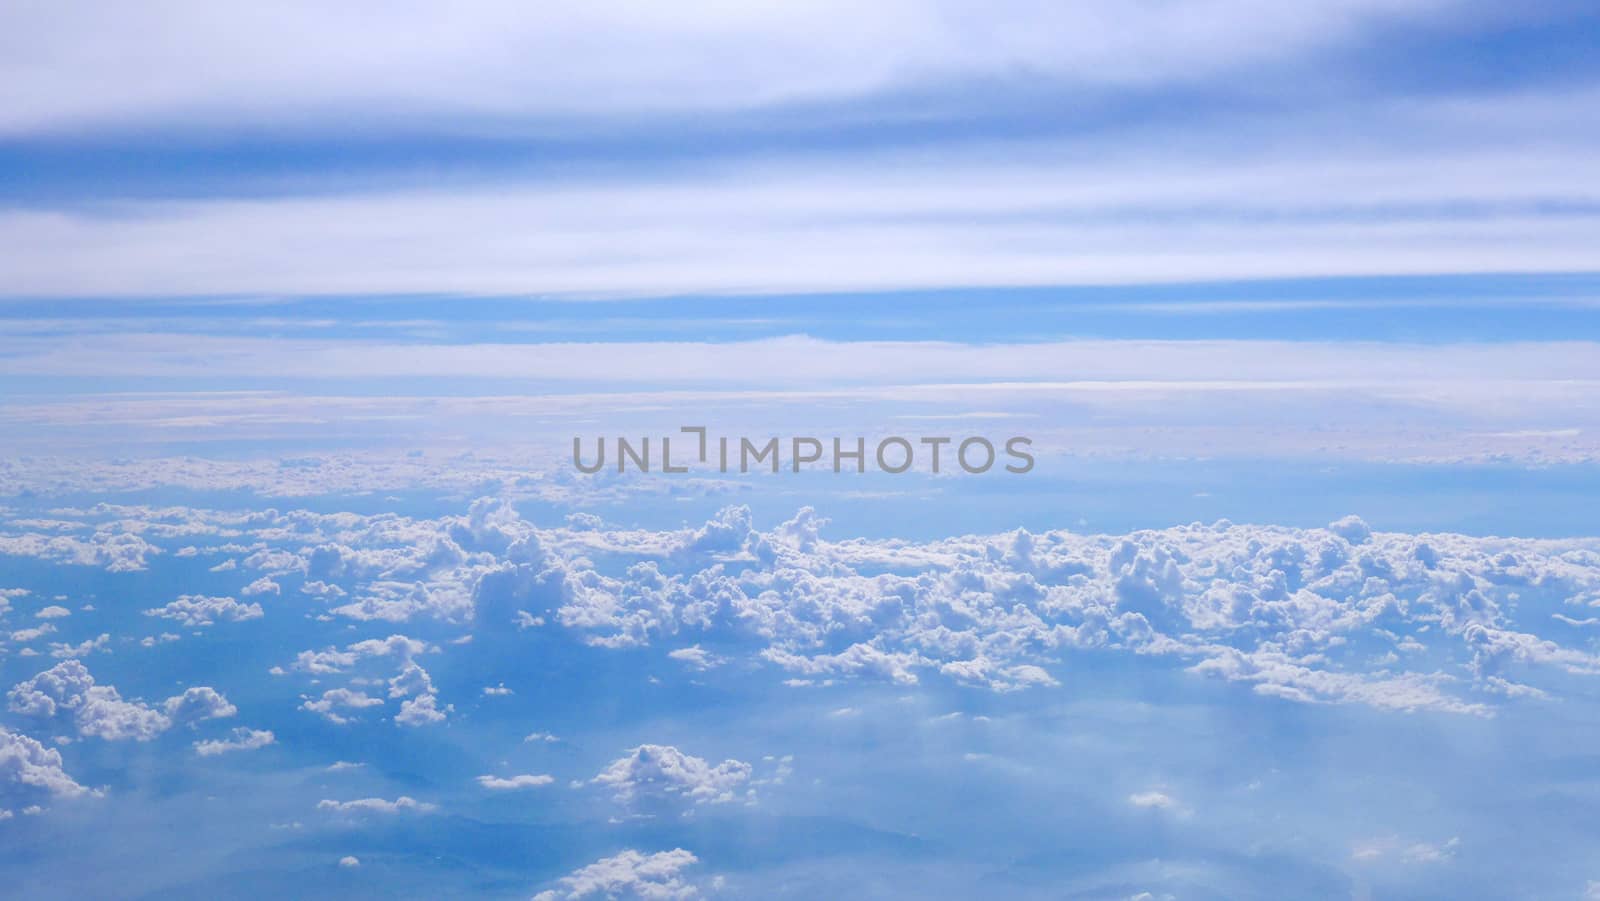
[
  {"left": 300, "top": 688, "right": 384, "bottom": 725},
  {"left": 317, "top": 796, "right": 436, "bottom": 815},
  {"left": 448, "top": 497, "right": 529, "bottom": 556},
  {"left": 533, "top": 848, "right": 707, "bottom": 901},
  {"left": 35, "top": 606, "right": 70, "bottom": 619},
  {"left": 7, "top": 661, "right": 231, "bottom": 741},
  {"left": 476, "top": 773, "right": 554, "bottom": 791},
  {"left": 290, "top": 634, "right": 430, "bottom": 676},
  {"left": 388, "top": 660, "right": 452, "bottom": 727},
  {"left": 6, "top": 661, "right": 96, "bottom": 718},
  {"left": 339, "top": 856, "right": 361, "bottom": 868},
  {"left": 331, "top": 580, "right": 471, "bottom": 623},
  {"left": 592, "top": 745, "right": 754, "bottom": 810},
  {"left": 286, "top": 633, "right": 453, "bottom": 726},
  {"left": 472, "top": 531, "right": 589, "bottom": 633},
  {"left": 240, "top": 577, "right": 280, "bottom": 597},
  {"left": 48, "top": 633, "right": 110, "bottom": 659},
  {"left": 10, "top": 624, "right": 54, "bottom": 643},
  {"left": 164, "top": 687, "right": 239, "bottom": 724},
  {"left": 143, "top": 594, "right": 263, "bottom": 627},
  {"left": 508, "top": 507, "right": 1600, "bottom": 714},
  {"left": 13, "top": 499, "right": 1600, "bottom": 718},
  {"left": 194, "top": 727, "right": 275, "bottom": 756},
  {"left": 0, "top": 725, "right": 98, "bottom": 802},
  {"left": 394, "top": 692, "right": 450, "bottom": 727},
  {"left": 0, "top": 529, "right": 160, "bottom": 572}
]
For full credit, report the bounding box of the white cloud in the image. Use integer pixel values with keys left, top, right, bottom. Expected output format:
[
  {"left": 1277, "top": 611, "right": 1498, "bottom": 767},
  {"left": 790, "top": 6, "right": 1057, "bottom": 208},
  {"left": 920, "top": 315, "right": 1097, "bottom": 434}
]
[
  {"left": 300, "top": 689, "right": 383, "bottom": 725},
  {"left": 47, "top": 633, "right": 110, "bottom": 659},
  {"left": 317, "top": 796, "right": 437, "bottom": 815},
  {"left": 240, "top": 577, "right": 281, "bottom": 597},
  {"left": 291, "top": 635, "right": 430, "bottom": 675},
  {"left": 8, "top": 661, "right": 233, "bottom": 741},
  {"left": 35, "top": 606, "right": 71, "bottom": 619},
  {"left": 0, "top": 725, "right": 99, "bottom": 801},
  {"left": 668, "top": 646, "right": 725, "bottom": 672},
  {"left": 10, "top": 625, "right": 55, "bottom": 642},
  {"left": 144, "top": 594, "right": 264, "bottom": 627},
  {"left": 476, "top": 773, "right": 554, "bottom": 791},
  {"left": 194, "top": 727, "right": 275, "bottom": 756},
  {"left": 14, "top": 498, "right": 1600, "bottom": 734},
  {"left": 338, "top": 856, "right": 360, "bottom": 869},
  {"left": 164, "top": 687, "right": 238, "bottom": 724},
  {"left": 0, "top": 530, "right": 160, "bottom": 572},
  {"left": 5, "top": 109, "right": 1600, "bottom": 298},
  {"left": 394, "top": 692, "right": 450, "bottom": 727},
  {"left": 0, "top": 1, "right": 1466, "bottom": 136},
  {"left": 1128, "top": 791, "right": 1178, "bottom": 810},
  {"left": 534, "top": 848, "right": 705, "bottom": 901},
  {"left": 6, "top": 334, "right": 1596, "bottom": 465},
  {"left": 592, "top": 745, "right": 754, "bottom": 809},
  {"left": 1351, "top": 835, "right": 1461, "bottom": 865}
]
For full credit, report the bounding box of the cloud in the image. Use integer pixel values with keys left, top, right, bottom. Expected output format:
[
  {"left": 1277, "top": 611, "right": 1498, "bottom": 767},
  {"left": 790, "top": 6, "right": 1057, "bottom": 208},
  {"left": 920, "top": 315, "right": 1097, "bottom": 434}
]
[
  {"left": 35, "top": 606, "right": 71, "bottom": 619},
  {"left": 520, "top": 506, "right": 1600, "bottom": 713},
  {"left": 534, "top": 848, "right": 706, "bottom": 901},
  {"left": 6, "top": 333, "right": 1597, "bottom": 466},
  {"left": 1126, "top": 789, "right": 1191, "bottom": 817},
  {"left": 13, "top": 498, "right": 1600, "bottom": 732},
  {"left": 316, "top": 796, "right": 437, "bottom": 815},
  {"left": 290, "top": 635, "right": 429, "bottom": 675},
  {"left": 300, "top": 689, "right": 383, "bottom": 725},
  {"left": 1128, "top": 791, "right": 1178, "bottom": 810},
  {"left": 240, "top": 577, "right": 281, "bottom": 597},
  {"left": 143, "top": 594, "right": 264, "bottom": 627},
  {"left": 667, "top": 646, "right": 725, "bottom": 672},
  {"left": 475, "top": 773, "right": 554, "bottom": 791},
  {"left": 47, "top": 633, "right": 110, "bottom": 659},
  {"left": 8, "top": 661, "right": 233, "bottom": 741},
  {"left": 0, "top": 1, "right": 1470, "bottom": 137},
  {"left": 194, "top": 728, "right": 275, "bottom": 756},
  {"left": 0, "top": 725, "right": 98, "bottom": 801},
  {"left": 592, "top": 745, "right": 754, "bottom": 809},
  {"left": 338, "top": 856, "right": 360, "bottom": 869},
  {"left": 0, "top": 530, "right": 160, "bottom": 572},
  {"left": 6, "top": 96, "right": 1600, "bottom": 298},
  {"left": 394, "top": 692, "right": 450, "bottom": 727},
  {"left": 1351, "top": 835, "right": 1461, "bottom": 864},
  {"left": 164, "top": 687, "right": 239, "bottom": 724}
]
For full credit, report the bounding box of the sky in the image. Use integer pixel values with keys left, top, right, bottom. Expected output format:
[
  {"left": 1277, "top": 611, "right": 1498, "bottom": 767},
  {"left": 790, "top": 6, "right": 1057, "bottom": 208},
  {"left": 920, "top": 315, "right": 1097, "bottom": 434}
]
[{"left": 3, "top": 3, "right": 1600, "bottom": 900}]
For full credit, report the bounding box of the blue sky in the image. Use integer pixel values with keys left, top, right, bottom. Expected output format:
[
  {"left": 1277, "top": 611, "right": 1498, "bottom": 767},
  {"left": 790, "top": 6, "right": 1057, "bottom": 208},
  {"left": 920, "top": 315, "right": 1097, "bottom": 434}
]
[{"left": 3, "top": 3, "right": 1600, "bottom": 900}]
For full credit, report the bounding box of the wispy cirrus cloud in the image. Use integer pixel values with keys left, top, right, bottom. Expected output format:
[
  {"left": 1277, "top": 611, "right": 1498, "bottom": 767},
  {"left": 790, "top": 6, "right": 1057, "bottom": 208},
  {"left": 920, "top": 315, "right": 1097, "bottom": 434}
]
[
  {"left": 5, "top": 139, "right": 1600, "bottom": 298},
  {"left": 0, "top": 0, "right": 1471, "bottom": 137}
]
